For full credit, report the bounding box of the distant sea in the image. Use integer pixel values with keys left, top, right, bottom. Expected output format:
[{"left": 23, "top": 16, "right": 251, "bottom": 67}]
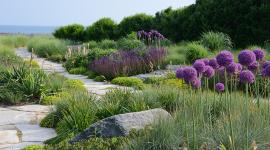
[{"left": 0, "top": 25, "right": 57, "bottom": 34}]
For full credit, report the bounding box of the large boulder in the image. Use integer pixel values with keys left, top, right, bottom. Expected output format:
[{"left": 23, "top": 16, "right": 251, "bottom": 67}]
[{"left": 69, "top": 108, "right": 171, "bottom": 144}]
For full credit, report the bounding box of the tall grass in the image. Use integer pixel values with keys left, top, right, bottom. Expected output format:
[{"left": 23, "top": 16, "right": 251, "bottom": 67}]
[
  {"left": 200, "top": 31, "right": 233, "bottom": 51},
  {"left": 27, "top": 36, "right": 69, "bottom": 62}
]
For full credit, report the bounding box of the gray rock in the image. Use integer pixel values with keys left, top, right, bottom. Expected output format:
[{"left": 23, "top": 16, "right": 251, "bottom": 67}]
[{"left": 70, "top": 108, "right": 171, "bottom": 144}]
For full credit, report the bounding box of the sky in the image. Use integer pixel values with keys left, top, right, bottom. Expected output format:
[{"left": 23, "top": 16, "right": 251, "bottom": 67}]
[{"left": 0, "top": 0, "right": 195, "bottom": 26}]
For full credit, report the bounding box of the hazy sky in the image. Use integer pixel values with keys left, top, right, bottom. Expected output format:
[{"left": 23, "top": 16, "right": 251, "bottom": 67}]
[{"left": 1, "top": 0, "right": 195, "bottom": 26}]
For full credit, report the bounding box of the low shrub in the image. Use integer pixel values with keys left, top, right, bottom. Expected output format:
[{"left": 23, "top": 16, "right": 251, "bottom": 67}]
[
  {"left": 63, "top": 79, "right": 86, "bottom": 91},
  {"left": 111, "top": 77, "right": 144, "bottom": 89},
  {"left": 94, "top": 75, "right": 106, "bottom": 82},
  {"left": 162, "top": 79, "right": 185, "bottom": 89},
  {"left": 85, "top": 70, "right": 98, "bottom": 79},
  {"left": 144, "top": 76, "right": 166, "bottom": 84},
  {"left": 24, "top": 60, "right": 39, "bottom": 68},
  {"left": 64, "top": 54, "right": 88, "bottom": 71},
  {"left": 68, "top": 67, "right": 87, "bottom": 74},
  {"left": 165, "top": 44, "right": 187, "bottom": 65},
  {"left": 41, "top": 92, "right": 70, "bottom": 105},
  {"left": 48, "top": 54, "right": 65, "bottom": 62},
  {"left": 99, "top": 39, "right": 117, "bottom": 49},
  {"left": 185, "top": 42, "right": 208, "bottom": 63},
  {"left": 117, "top": 38, "right": 146, "bottom": 51},
  {"left": 200, "top": 31, "right": 232, "bottom": 51},
  {"left": 85, "top": 41, "right": 98, "bottom": 49},
  {"left": 22, "top": 145, "right": 44, "bottom": 150}
]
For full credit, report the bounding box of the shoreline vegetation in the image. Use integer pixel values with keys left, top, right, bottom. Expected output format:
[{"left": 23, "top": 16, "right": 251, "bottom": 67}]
[{"left": 1, "top": 0, "right": 270, "bottom": 149}]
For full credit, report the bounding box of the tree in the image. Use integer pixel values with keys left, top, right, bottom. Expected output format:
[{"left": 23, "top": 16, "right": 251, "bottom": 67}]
[
  {"left": 117, "top": 13, "right": 154, "bottom": 37},
  {"left": 53, "top": 24, "right": 85, "bottom": 41},
  {"left": 85, "top": 18, "right": 117, "bottom": 41}
]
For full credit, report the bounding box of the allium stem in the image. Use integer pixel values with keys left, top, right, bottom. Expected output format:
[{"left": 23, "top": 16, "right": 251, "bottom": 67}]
[{"left": 245, "top": 83, "right": 249, "bottom": 150}]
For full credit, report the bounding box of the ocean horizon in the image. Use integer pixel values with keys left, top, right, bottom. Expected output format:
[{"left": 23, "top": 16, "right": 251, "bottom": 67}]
[{"left": 0, "top": 25, "right": 57, "bottom": 34}]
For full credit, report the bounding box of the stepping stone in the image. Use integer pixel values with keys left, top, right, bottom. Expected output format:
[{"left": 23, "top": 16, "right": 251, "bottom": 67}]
[
  {"left": 0, "top": 130, "right": 19, "bottom": 144},
  {"left": 0, "top": 110, "right": 36, "bottom": 125},
  {"left": 9, "top": 105, "right": 53, "bottom": 113},
  {"left": 16, "top": 124, "right": 56, "bottom": 142},
  {"left": 0, "top": 142, "right": 43, "bottom": 150}
]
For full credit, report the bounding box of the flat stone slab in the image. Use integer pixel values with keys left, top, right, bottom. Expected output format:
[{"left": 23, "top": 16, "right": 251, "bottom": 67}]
[
  {"left": 16, "top": 124, "right": 56, "bottom": 142},
  {"left": 0, "top": 110, "right": 36, "bottom": 125},
  {"left": 0, "top": 130, "right": 20, "bottom": 144},
  {"left": 0, "top": 142, "right": 43, "bottom": 150},
  {"left": 9, "top": 105, "right": 53, "bottom": 113}
]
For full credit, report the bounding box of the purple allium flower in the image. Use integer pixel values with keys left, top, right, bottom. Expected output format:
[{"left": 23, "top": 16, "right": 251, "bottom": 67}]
[
  {"left": 262, "top": 61, "right": 270, "bottom": 69},
  {"left": 226, "top": 62, "right": 238, "bottom": 74},
  {"left": 253, "top": 49, "right": 265, "bottom": 61},
  {"left": 261, "top": 65, "right": 270, "bottom": 77},
  {"left": 209, "top": 58, "right": 219, "bottom": 69},
  {"left": 238, "top": 50, "right": 256, "bottom": 66},
  {"left": 236, "top": 63, "right": 243, "bottom": 72},
  {"left": 216, "top": 50, "right": 234, "bottom": 66},
  {"left": 203, "top": 66, "right": 215, "bottom": 78},
  {"left": 239, "top": 70, "right": 255, "bottom": 84},
  {"left": 193, "top": 60, "right": 206, "bottom": 74},
  {"left": 217, "top": 67, "right": 225, "bottom": 76},
  {"left": 201, "top": 58, "right": 209, "bottom": 65},
  {"left": 247, "top": 61, "right": 259, "bottom": 72},
  {"left": 176, "top": 67, "right": 184, "bottom": 79},
  {"left": 191, "top": 78, "right": 201, "bottom": 89},
  {"left": 215, "top": 83, "right": 225, "bottom": 92},
  {"left": 182, "top": 67, "right": 198, "bottom": 83}
]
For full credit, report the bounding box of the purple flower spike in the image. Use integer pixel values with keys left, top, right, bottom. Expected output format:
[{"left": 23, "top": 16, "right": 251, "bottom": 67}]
[
  {"left": 239, "top": 70, "right": 255, "bottom": 84},
  {"left": 261, "top": 65, "right": 270, "bottom": 77},
  {"left": 226, "top": 63, "right": 238, "bottom": 74},
  {"left": 182, "top": 67, "right": 198, "bottom": 83},
  {"left": 209, "top": 58, "right": 219, "bottom": 69},
  {"left": 203, "top": 66, "right": 215, "bottom": 78},
  {"left": 216, "top": 50, "right": 234, "bottom": 66},
  {"left": 247, "top": 61, "right": 259, "bottom": 72},
  {"left": 262, "top": 61, "right": 270, "bottom": 69},
  {"left": 238, "top": 50, "right": 256, "bottom": 66},
  {"left": 176, "top": 67, "right": 184, "bottom": 79},
  {"left": 193, "top": 60, "right": 206, "bottom": 74},
  {"left": 253, "top": 49, "right": 265, "bottom": 61},
  {"left": 191, "top": 78, "right": 201, "bottom": 89},
  {"left": 215, "top": 83, "right": 225, "bottom": 92}
]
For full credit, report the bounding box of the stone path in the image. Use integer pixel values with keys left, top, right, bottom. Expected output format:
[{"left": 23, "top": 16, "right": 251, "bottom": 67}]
[
  {"left": 0, "top": 105, "right": 56, "bottom": 150},
  {"left": 15, "top": 48, "right": 124, "bottom": 96}
]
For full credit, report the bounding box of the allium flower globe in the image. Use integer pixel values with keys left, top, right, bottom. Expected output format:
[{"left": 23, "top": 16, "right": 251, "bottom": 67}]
[
  {"left": 191, "top": 78, "right": 201, "bottom": 89},
  {"left": 236, "top": 63, "right": 243, "bottom": 72},
  {"left": 182, "top": 67, "right": 198, "bottom": 83},
  {"left": 262, "top": 61, "right": 270, "bottom": 69},
  {"left": 216, "top": 50, "right": 234, "bottom": 66},
  {"left": 239, "top": 70, "right": 255, "bottom": 84},
  {"left": 209, "top": 58, "right": 219, "bottom": 69},
  {"left": 247, "top": 61, "right": 259, "bottom": 72},
  {"left": 238, "top": 50, "right": 256, "bottom": 66},
  {"left": 226, "top": 63, "right": 238, "bottom": 74},
  {"left": 215, "top": 83, "right": 225, "bottom": 92},
  {"left": 203, "top": 66, "right": 215, "bottom": 78},
  {"left": 261, "top": 65, "right": 270, "bottom": 77},
  {"left": 193, "top": 60, "right": 206, "bottom": 74},
  {"left": 253, "top": 49, "right": 265, "bottom": 61},
  {"left": 201, "top": 58, "right": 209, "bottom": 65},
  {"left": 176, "top": 67, "right": 184, "bottom": 79}
]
